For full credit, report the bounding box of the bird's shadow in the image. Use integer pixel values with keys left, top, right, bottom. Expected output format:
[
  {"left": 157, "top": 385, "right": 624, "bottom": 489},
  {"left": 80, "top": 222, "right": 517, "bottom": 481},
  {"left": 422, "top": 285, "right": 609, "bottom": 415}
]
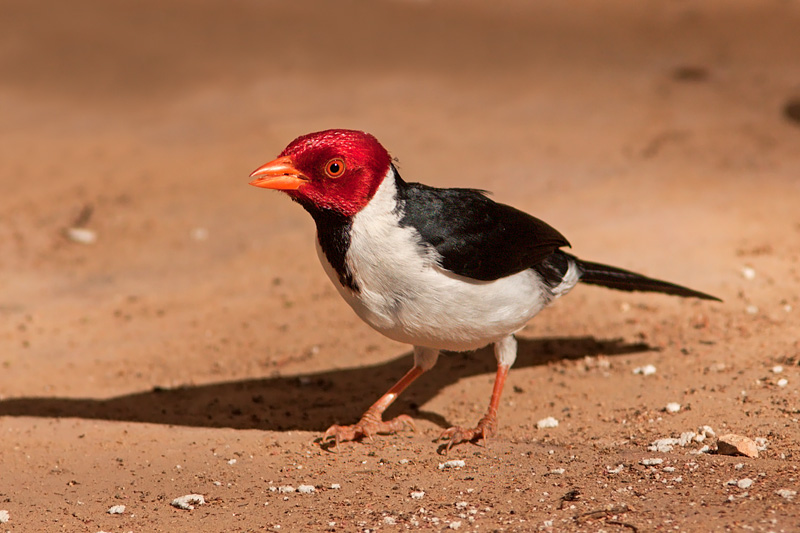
[{"left": 0, "top": 336, "right": 651, "bottom": 432}]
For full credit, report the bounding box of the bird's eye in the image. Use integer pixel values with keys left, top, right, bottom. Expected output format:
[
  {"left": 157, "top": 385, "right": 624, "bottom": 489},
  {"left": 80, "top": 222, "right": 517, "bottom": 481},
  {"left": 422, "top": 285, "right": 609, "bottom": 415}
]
[{"left": 324, "top": 158, "right": 346, "bottom": 178}]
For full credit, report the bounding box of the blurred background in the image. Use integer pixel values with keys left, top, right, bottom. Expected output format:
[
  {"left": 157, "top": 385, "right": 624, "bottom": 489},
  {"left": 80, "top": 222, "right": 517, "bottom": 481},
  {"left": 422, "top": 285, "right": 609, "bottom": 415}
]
[
  {"left": 1, "top": 0, "right": 799, "bottom": 395},
  {"left": 2, "top": 3, "right": 800, "bottom": 529}
]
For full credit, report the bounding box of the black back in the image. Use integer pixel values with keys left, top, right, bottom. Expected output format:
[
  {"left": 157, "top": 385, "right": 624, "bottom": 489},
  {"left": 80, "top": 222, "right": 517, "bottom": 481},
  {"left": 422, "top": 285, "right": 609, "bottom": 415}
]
[{"left": 395, "top": 171, "right": 570, "bottom": 281}]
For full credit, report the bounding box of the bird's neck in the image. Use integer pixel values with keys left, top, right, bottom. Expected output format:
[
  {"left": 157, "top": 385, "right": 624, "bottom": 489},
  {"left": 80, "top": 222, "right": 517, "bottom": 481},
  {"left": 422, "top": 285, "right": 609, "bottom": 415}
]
[
  {"left": 306, "top": 206, "right": 358, "bottom": 292},
  {"left": 305, "top": 165, "right": 405, "bottom": 293}
]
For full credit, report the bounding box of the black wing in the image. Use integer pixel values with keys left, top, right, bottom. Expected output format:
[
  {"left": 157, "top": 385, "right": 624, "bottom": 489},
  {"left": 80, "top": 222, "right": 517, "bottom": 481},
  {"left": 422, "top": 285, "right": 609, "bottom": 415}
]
[{"left": 395, "top": 173, "right": 570, "bottom": 281}]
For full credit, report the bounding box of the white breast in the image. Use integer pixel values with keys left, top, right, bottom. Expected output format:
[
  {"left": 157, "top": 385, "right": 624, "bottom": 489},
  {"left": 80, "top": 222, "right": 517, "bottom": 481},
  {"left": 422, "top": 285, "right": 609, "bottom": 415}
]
[{"left": 316, "top": 170, "right": 571, "bottom": 352}]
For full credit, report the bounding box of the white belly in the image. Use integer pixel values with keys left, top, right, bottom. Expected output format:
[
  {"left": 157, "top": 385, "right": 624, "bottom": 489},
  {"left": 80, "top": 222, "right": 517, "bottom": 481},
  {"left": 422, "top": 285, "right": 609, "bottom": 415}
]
[
  {"left": 314, "top": 173, "right": 568, "bottom": 352},
  {"left": 319, "top": 249, "right": 550, "bottom": 351}
]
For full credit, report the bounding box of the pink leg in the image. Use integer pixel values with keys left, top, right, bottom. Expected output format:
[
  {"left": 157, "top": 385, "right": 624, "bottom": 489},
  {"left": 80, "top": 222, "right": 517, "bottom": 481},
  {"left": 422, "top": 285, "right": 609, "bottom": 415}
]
[
  {"left": 322, "top": 365, "right": 424, "bottom": 448},
  {"left": 438, "top": 363, "right": 510, "bottom": 452}
]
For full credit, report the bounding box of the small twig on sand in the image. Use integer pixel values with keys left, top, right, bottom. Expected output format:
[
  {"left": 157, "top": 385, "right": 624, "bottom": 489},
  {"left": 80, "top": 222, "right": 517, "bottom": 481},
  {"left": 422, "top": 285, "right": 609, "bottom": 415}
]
[{"left": 574, "top": 504, "right": 637, "bottom": 532}]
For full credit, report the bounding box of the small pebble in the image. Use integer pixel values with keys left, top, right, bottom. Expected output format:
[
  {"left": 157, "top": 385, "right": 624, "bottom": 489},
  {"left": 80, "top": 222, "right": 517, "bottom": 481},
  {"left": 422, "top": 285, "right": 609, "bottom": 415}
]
[
  {"left": 278, "top": 486, "right": 295, "bottom": 493},
  {"left": 717, "top": 434, "right": 759, "bottom": 458},
  {"left": 633, "top": 364, "right": 657, "bottom": 376},
  {"left": 607, "top": 465, "right": 624, "bottom": 474},
  {"left": 691, "top": 444, "right": 711, "bottom": 455},
  {"left": 297, "top": 485, "right": 315, "bottom": 494},
  {"left": 777, "top": 378, "right": 788, "bottom": 387},
  {"left": 772, "top": 365, "right": 784, "bottom": 374},
  {"left": 776, "top": 489, "right": 797, "bottom": 501},
  {"left": 699, "top": 425, "right": 716, "bottom": 438},
  {"left": 0, "top": 510, "right": 8, "bottom": 523},
  {"left": 741, "top": 266, "right": 756, "bottom": 280},
  {"left": 641, "top": 458, "right": 663, "bottom": 466},
  {"left": 171, "top": 494, "right": 205, "bottom": 510},
  {"left": 536, "top": 416, "right": 559, "bottom": 429},
  {"left": 678, "top": 431, "right": 697, "bottom": 446},
  {"left": 330, "top": 484, "right": 341, "bottom": 490},
  {"left": 228, "top": 458, "right": 237, "bottom": 465},
  {"left": 746, "top": 305, "right": 759, "bottom": 315},
  {"left": 107, "top": 505, "right": 126, "bottom": 514},
  {"left": 737, "top": 478, "right": 754, "bottom": 489},
  {"left": 65, "top": 227, "right": 97, "bottom": 244},
  {"left": 649, "top": 438, "right": 679, "bottom": 453},
  {"left": 410, "top": 490, "right": 425, "bottom": 500},
  {"left": 449, "top": 521, "right": 462, "bottom": 530},
  {"left": 439, "top": 460, "right": 466, "bottom": 470},
  {"left": 665, "top": 402, "right": 681, "bottom": 413}
]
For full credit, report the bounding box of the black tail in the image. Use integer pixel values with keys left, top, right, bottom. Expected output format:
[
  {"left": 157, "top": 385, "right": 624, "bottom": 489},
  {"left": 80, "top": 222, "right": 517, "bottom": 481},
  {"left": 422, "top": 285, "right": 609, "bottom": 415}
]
[{"left": 574, "top": 256, "right": 721, "bottom": 301}]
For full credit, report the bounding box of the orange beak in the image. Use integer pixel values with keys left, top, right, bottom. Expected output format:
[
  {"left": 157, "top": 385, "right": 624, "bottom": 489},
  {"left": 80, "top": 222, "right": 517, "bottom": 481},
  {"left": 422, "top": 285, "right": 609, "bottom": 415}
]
[{"left": 248, "top": 156, "right": 308, "bottom": 190}]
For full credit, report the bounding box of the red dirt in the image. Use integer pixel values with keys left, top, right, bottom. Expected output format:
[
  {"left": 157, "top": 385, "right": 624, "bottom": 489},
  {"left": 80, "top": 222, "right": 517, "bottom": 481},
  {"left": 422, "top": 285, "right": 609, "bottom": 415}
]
[{"left": 1, "top": 1, "right": 799, "bottom": 531}]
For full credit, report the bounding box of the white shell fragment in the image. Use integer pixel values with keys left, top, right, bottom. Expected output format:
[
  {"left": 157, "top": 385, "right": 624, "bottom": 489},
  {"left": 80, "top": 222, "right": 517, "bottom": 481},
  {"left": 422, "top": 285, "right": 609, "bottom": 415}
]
[
  {"left": 65, "top": 227, "right": 97, "bottom": 244},
  {"left": 439, "top": 460, "right": 466, "bottom": 470},
  {"left": 741, "top": 266, "right": 756, "bottom": 280},
  {"left": 0, "top": 510, "right": 8, "bottom": 523},
  {"left": 107, "top": 505, "right": 126, "bottom": 514},
  {"left": 699, "top": 425, "right": 716, "bottom": 439},
  {"left": 649, "top": 438, "right": 679, "bottom": 453},
  {"left": 536, "top": 416, "right": 559, "bottom": 429},
  {"left": 737, "top": 478, "right": 754, "bottom": 489},
  {"left": 410, "top": 490, "right": 425, "bottom": 500},
  {"left": 640, "top": 458, "right": 664, "bottom": 466},
  {"left": 648, "top": 427, "right": 715, "bottom": 453},
  {"left": 665, "top": 402, "right": 681, "bottom": 413},
  {"left": 776, "top": 489, "right": 797, "bottom": 501},
  {"left": 297, "top": 485, "right": 316, "bottom": 494},
  {"left": 633, "top": 364, "right": 657, "bottom": 376},
  {"left": 171, "top": 494, "right": 206, "bottom": 510}
]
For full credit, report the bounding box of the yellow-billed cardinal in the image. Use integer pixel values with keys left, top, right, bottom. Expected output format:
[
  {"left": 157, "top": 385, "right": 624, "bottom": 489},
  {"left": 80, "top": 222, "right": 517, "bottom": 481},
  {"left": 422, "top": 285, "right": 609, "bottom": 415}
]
[{"left": 249, "top": 129, "right": 720, "bottom": 450}]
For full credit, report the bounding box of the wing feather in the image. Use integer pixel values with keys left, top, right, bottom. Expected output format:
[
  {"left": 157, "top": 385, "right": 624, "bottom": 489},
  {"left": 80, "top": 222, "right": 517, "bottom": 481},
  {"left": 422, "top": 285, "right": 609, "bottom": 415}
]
[{"left": 396, "top": 175, "right": 569, "bottom": 281}]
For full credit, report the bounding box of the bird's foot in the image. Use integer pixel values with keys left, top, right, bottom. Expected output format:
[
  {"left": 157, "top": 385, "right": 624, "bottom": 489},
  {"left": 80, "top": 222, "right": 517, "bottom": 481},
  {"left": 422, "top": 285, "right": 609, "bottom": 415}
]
[
  {"left": 437, "top": 415, "right": 497, "bottom": 454},
  {"left": 322, "top": 412, "right": 416, "bottom": 450}
]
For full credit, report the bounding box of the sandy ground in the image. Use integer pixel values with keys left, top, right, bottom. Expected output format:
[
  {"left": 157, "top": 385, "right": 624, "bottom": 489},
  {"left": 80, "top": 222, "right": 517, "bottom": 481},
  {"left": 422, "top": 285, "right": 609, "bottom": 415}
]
[{"left": 1, "top": 0, "right": 800, "bottom": 531}]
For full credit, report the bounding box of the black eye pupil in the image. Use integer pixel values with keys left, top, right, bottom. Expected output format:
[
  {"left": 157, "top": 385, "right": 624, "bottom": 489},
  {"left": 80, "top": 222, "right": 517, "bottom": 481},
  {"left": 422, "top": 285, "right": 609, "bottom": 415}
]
[{"left": 329, "top": 163, "right": 340, "bottom": 173}]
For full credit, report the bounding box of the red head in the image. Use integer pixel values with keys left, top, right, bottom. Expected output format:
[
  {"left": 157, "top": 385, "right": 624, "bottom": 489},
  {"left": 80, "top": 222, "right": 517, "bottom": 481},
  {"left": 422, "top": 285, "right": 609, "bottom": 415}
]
[{"left": 249, "top": 129, "right": 392, "bottom": 217}]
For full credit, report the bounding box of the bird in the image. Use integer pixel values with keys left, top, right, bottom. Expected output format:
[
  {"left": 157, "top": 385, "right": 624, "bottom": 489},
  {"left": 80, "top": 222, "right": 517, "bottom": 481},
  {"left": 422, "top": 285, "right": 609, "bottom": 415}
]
[{"left": 249, "top": 129, "right": 720, "bottom": 451}]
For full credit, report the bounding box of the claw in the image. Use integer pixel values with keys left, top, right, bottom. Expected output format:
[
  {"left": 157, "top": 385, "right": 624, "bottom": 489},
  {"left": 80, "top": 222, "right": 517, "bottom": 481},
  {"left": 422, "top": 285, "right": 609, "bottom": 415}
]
[
  {"left": 436, "top": 415, "right": 497, "bottom": 453},
  {"left": 321, "top": 414, "right": 416, "bottom": 450}
]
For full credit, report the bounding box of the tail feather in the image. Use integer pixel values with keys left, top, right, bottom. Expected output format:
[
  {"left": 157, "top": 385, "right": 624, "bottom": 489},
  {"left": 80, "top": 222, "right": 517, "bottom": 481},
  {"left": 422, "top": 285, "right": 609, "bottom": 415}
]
[{"left": 574, "top": 257, "right": 721, "bottom": 301}]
